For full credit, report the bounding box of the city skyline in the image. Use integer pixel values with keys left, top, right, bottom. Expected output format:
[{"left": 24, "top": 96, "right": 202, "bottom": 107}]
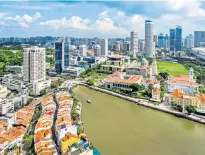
[{"left": 1, "top": 0, "right": 205, "bottom": 38}]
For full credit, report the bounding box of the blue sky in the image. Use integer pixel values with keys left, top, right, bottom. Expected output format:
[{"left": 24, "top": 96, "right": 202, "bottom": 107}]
[{"left": 0, "top": 0, "right": 205, "bottom": 38}]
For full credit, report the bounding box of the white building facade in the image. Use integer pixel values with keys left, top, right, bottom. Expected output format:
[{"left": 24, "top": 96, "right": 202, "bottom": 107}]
[
  {"left": 115, "top": 41, "right": 121, "bottom": 51},
  {"left": 79, "top": 44, "right": 87, "bottom": 57},
  {"left": 145, "top": 20, "right": 155, "bottom": 58},
  {"left": 94, "top": 44, "right": 101, "bottom": 57},
  {"left": 23, "top": 46, "right": 50, "bottom": 95},
  {"left": 130, "top": 31, "right": 138, "bottom": 57},
  {"left": 23, "top": 46, "right": 46, "bottom": 83},
  {"left": 100, "top": 39, "right": 108, "bottom": 56},
  {"left": 165, "top": 68, "right": 199, "bottom": 95}
]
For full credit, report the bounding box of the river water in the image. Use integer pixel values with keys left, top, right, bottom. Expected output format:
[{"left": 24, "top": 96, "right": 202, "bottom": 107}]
[{"left": 73, "top": 86, "right": 205, "bottom": 155}]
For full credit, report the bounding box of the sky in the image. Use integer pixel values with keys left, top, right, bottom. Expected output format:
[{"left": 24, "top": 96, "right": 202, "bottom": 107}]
[{"left": 0, "top": 0, "right": 205, "bottom": 38}]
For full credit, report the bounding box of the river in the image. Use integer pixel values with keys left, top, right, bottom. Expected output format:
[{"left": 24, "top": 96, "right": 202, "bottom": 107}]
[{"left": 73, "top": 86, "right": 205, "bottom": 155}]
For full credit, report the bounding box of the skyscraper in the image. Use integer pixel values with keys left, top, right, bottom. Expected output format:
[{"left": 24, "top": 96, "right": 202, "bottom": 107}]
[
  {"left": 175, "top": 26, "right": 182, "bottom": 51},
  {"left": 139, "top": 41, "right": 145, "bottom": 52},
  {"left": 94, "top": 44, "right": 101, "bottom": 57},
  {"left": 123, "top": 41, "right": 130, "bottom": 51},
  {"left": 153, "top": 35, "right": 158, "bottom": 47},
  {"left": 158, "top": 33, "right": 169, "bottom": 49},
  {"left": 115, "top": 41, "right": 121, "bottom": 51},
  {"left": 169, "top": 29, "right": 175, "bottom": 51},
  {"left": 55, "top": 37, "right": 69, "bottom": 74},
  {"left": 194, "top": 31, "right": 205, "bottom": 47},
  {"left": 79, "top": 44, "right": 87, "bottom": 57},
  {"left": 158, "top": 33, "right": 165, "bottom": 48},
  {"left": 63, "top": 37, "right": 69, "bottom": 69},
  {"left": 184, "top": 34, "right": 194, "bottom": 49},
  {"left": 101, "top": 39, "right": 108, "bottom": 56},
  {"left": 130, "top": 31, "right": 138, "bottom": 57},
  {"left": 23, "top": 46, "right": 46, "bottom": 83},
  {"left": 145, "top": 20, "right": 154, "bottom": 58}
]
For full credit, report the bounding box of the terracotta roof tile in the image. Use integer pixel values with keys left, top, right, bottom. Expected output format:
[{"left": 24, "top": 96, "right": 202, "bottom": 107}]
[
  {"left": 169, "top": 75, "right": 189, "bottom": 81},
  {"left": 140, "top": 66, "right": 148, "bottom": 70},
  {"left": 168, "top": 80, "right": 199, "bottom": 86},
  {"left": 198, "top": 93, "right": 205, "bottom": 104},
  {"left": 153, "top": 88, "right": 160, "bottom": 95},
  {"left": 106, "top": 75, "right": 142, "bottom": 84}
]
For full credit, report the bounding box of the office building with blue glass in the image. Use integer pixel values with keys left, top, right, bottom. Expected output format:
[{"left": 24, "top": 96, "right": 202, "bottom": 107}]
[
  {"left": 175, "top": 26, "right": 182, "bottom": 51},
  {"left": 169, "top": 29, "right": 175, "bottom": 51},
  {"left": 55, "top": 37, "right": 69, "bottom": 74}
]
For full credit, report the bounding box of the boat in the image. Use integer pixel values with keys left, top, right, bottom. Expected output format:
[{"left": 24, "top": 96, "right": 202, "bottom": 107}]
[{"left": 87, "top": 100, "right": 91, "bottom": 103}]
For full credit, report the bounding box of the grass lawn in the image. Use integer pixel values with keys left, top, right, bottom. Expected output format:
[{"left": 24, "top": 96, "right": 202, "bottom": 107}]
[{"left": 157, "top": 61, "right": 189, "bottom": 75}]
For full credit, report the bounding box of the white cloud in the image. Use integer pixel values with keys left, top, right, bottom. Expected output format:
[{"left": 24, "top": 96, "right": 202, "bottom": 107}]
[
  {"left": 94, "top": 17, "right": 127, "bottom": 35},
  {"left": 167, "top": 0, "right": 205, "bottom": 17},
  {"left": 2, "top": 12, "right": 41, "bottom": 28},
  {"left": 0, "top": 13, "right": 5, "bottom": 19},
  {"left": 40, "top": 16, "right": 90, "bottom": 30},
  {"left": 99, "top": 11, "right": 109, "bottom": 19},
  {"left": 94, "top": 10, "right": 146, "bottom": 36},
  {"left": 19, "top": 22, "right": 29, "bottom": 28}
]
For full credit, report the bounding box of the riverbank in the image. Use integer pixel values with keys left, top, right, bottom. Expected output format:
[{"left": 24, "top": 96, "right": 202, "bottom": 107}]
[{"left": 80, "top": 83, "right": 205, "bottom": 125}]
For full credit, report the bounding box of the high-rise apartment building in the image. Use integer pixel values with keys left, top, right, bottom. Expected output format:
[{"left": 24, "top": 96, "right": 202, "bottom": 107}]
[
  {"left": 123, "top": 41, "right": 130, "bottom": 51},
  {"left": 79, "top": 44, "right": 87, "bottom": 57},
  {"left": 184, "top": 34, "right": 194, "bottom": 49},
  {"left": 101, "top": 39, "right": 108, "bottom": 56},
  {"left": 115, "top": 41, "right": 121, "bottom": 51},
  {"left": 153, "top": 35, "right": 158, "bottom": 47},
  {"left": 139, "top": 41, "right": 145, "bottom": 52},
  {"left": 130, "top": 31, "right": 138, "bottom": 57},
  {"left": 55, "top": 37, "right": 69, "bottom": 74},
  {"left": 194, "top": 31, "right": 205, "bottom": 47},
  {"left": 169, "top": 29, "right": 175, "bottom": 51},
  {"left": 23, "top": 46, "right": 46, "bottom": 84},
  {"left": 175, "top": 26, "right": 182, "bottom": 51},
  {"left": 145, "top": 20, "right": 154, "bottom": 58},
  {"left": 94, "top": 44, "right": 101, "bottom": 57},
  {"left": 23, "top": 46, "right": 50, "bottom": 95}
]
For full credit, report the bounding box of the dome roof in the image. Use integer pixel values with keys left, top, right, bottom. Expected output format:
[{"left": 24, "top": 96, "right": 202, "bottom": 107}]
[{"left": 141, "top": 57, "right": 148, "bottom": 64}]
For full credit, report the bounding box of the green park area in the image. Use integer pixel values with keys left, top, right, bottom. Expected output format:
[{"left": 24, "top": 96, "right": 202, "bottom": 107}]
[{"left": 157, "top": 61, "right": 189, "bottom": 75}]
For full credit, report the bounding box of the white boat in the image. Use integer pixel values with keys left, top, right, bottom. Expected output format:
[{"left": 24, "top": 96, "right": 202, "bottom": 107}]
[{"left": 87, "top": 100, "right": 91, "bottom": 103}]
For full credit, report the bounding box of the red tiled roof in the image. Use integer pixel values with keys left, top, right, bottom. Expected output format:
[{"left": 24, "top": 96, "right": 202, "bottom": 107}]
[
  {"left": 140, "top": 66, "right": 148, "bottom": 70},
  {"left": 169, "top": 75, "right": 189, "bottom": 81},
  {"left": 153, "top": 88, "right": 160, "bottom": 95},
  {"left": 106, "top": 75, "right": 142, "bottom": 84},
  {"left": 168, "top": 80, "right": 199, "bottom": 86},
  {"left": 198, "top": 93, "right": 205, "bottom": 104}
]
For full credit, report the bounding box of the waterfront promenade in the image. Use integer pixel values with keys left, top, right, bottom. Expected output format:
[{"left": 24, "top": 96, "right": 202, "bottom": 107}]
[{"left": 79, "top": 83, "right": 205, "bottom": 125}]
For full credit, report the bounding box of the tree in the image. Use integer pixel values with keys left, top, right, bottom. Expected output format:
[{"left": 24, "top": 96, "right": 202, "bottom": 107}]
[
  {"left": 46, "top": 49, "right": 54, "bottom": 55},
  {"left": 27, "top": 98, "right": 34, "bottom": 105},
  {"left": 46, "top": 57, "right": 55, "bottom": 67},
  {"left": 71, "top": 110, "right": 79, "bottom": 120},
  {"left": 158, "top": 72, "right": 169, "bottom": 80},
  {"left": 40, "top": 88, "right": 48, "bottom": 96},
  {"left": 87, "top": 79, "right": 95, "bottom": 86},
  {"left": 148, "top": 84, "right": 153, "bottom": 91},
  {"left": 185, "top": 105, "right": 196, "bottom": 115},
  {"left": 171, "top": 101, "right": 177, "bottom": 105},
  {"left": 23, "top": 134, "right": 34, "bottom": 149},
  {"left": 142, "top": 84, "right": 153, "bottom": 98},
  {"left": 130, "top": 83, "right": 145, "bottom": 92},
  {"left": 77, "top": 126, "right": 84, "bottom": 134},
  {"left": 160, "top": 85, "right": 166, "bottom": 99}
]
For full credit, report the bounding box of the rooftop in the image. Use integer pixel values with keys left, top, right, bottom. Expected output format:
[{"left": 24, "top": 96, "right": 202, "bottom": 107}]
[{"left": 106, "top": 74, "right": 142, "bottom": 84}]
